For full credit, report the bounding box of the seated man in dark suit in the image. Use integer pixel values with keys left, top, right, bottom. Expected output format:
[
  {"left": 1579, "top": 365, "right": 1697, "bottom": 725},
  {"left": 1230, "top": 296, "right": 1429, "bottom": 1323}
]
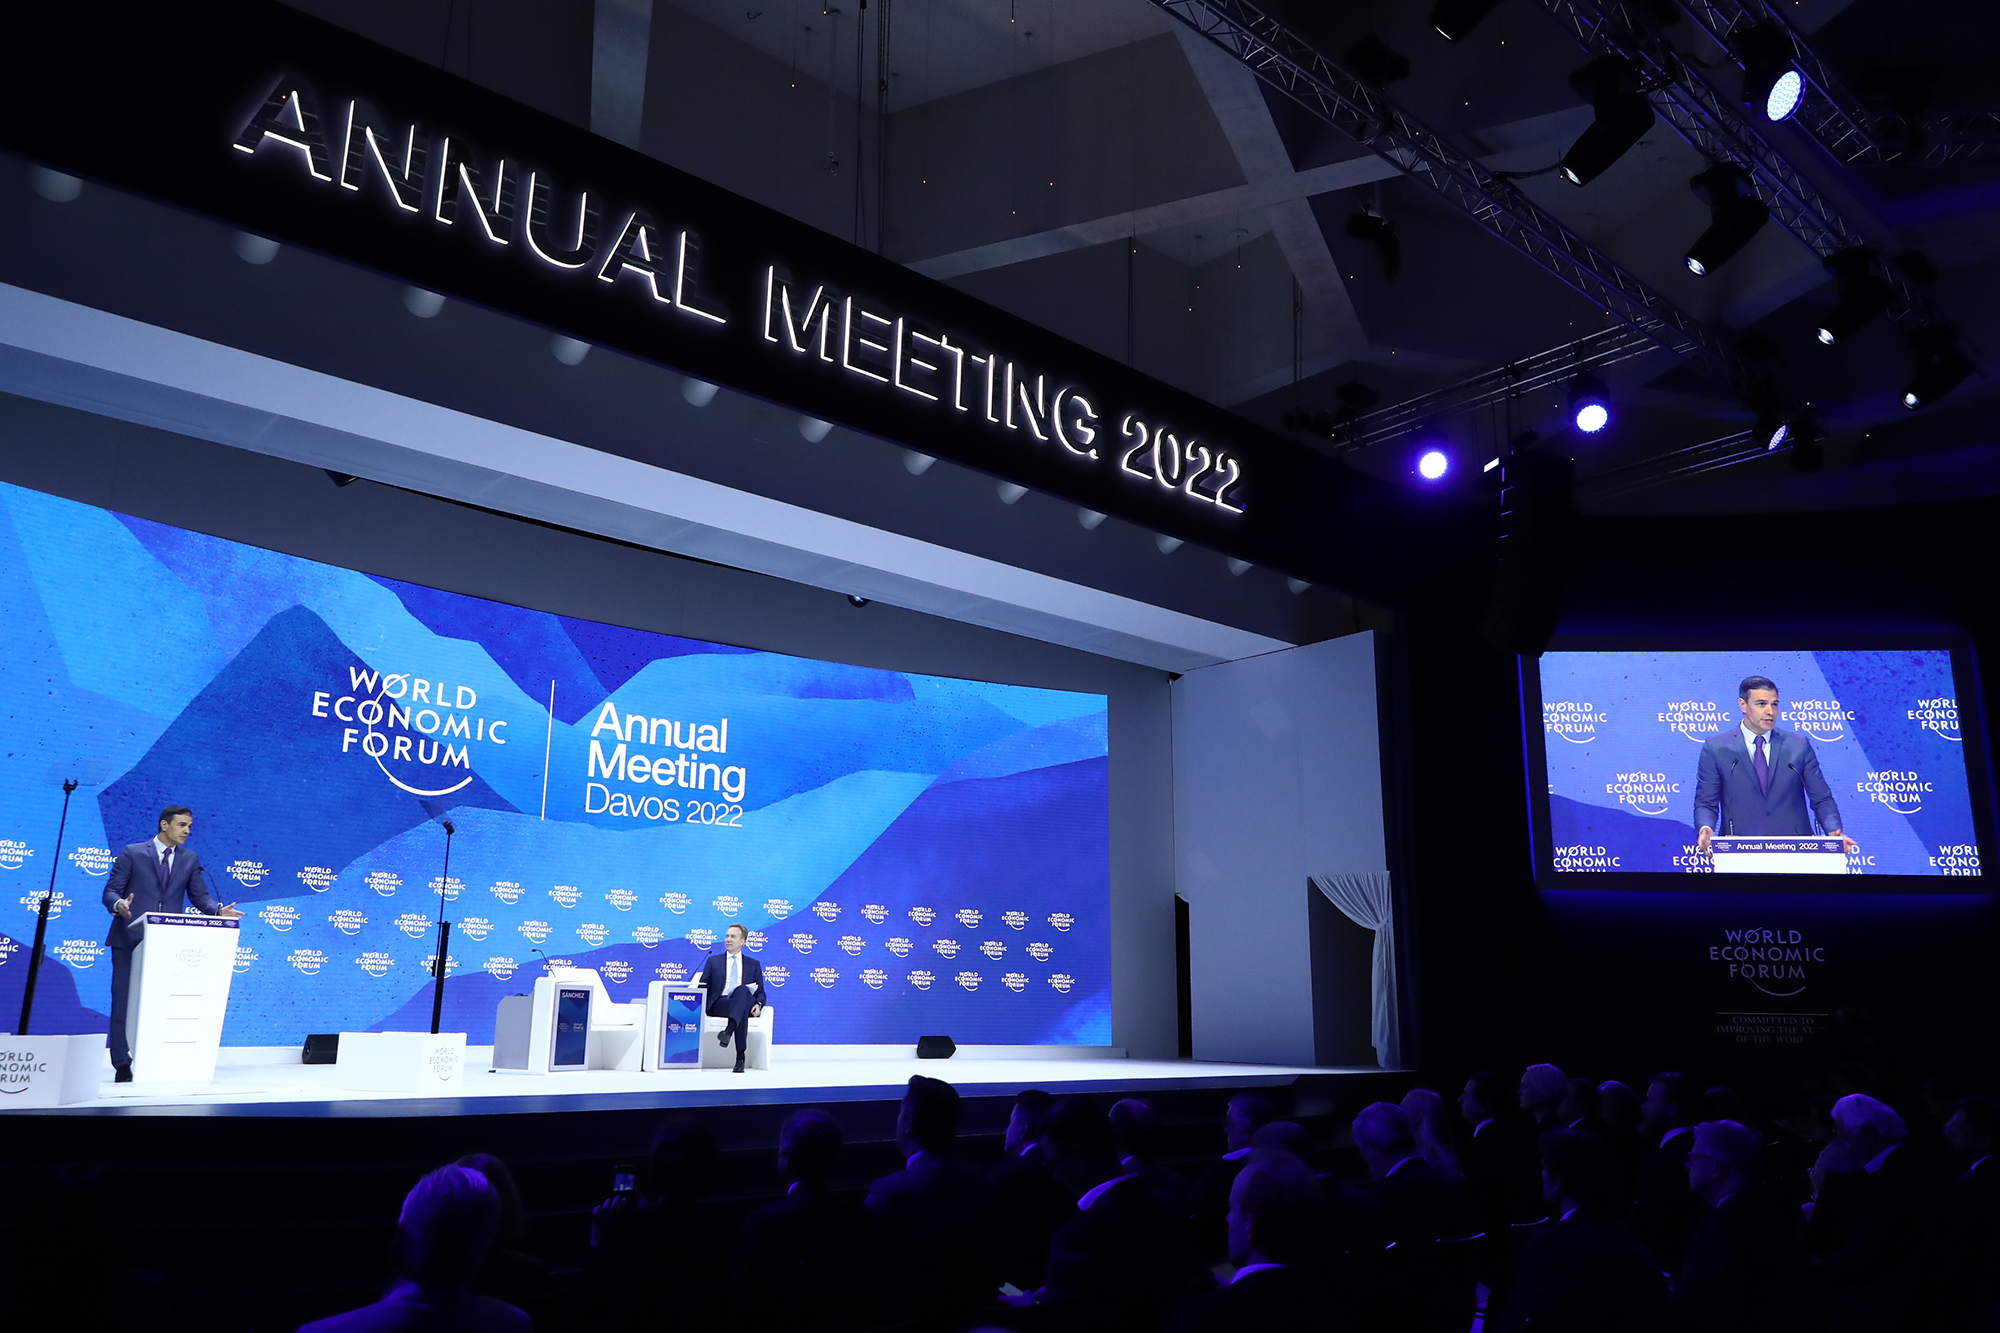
[
  {"left": 1936, "top": 1095, "right": 2000, "bottom": 1327},
  {"left": 302, "top": 1164, "right": 529, "bottom": 1332},
  {"left": 1495, "top": 1130, "right": 1667, "bottom": 1333},
  {"left": 865, "top": 1075, "right": 995, "bottom": 1323},
  {"left": 699, "top": 923, "right": 763, "bottom": 1072},
  {"left": 1345, "top": 1101, "right": 1480, "bottom": 1333},
  {"left": 1165, "top": 1151, "right": 1331, "bottom": 1333},
  {"left": 734, "top": 1109, "right": 881, "bottom": 1331},
  {"left": 1459, "top": 1071, "right": 1543, "bottom": 1314},
  {"left": 1673, "top": 1119, "right": 1806, "bottom": 1332},
  {"left": 1190, "top": 1092, "right": 1276, "bottom": 1265},
  {"left": 1111, "top": 1096, "right": 1188, "bottom": 1212},
  {"left": 1812, "top": 1094, "right": 1936, "bottom": 1333},
  {"left": 1012, "top": 1098, "right": 1202, "bottom": 1331},
  {"left": 989, "top": 1088, "right": 1069, "bottom": 1291},
  {"left": 1630, "top": 1072, "right": 1704, "bottom": 1275}
]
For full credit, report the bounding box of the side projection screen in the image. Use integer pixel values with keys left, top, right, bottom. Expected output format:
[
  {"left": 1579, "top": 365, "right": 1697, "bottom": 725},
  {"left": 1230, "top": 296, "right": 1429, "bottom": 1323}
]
[
  {"left": 1534, "top": 648, "right": 1984, "bottom": 882},
  {"left": 0, "top": 480, "right": 1110, "bottom": 1045}
]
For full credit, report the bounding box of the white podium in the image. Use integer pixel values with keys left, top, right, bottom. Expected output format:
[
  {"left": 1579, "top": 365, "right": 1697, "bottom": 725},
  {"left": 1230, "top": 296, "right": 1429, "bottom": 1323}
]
[
  {"left": 127, "top": 911, "right": 240, "bottom": 1082},
  {"left": 1711, "top": 835, "right": 1848, "bottom": 875},
  {"left": 0, "top": 1033, "right": 107, "bottom": 1107}
]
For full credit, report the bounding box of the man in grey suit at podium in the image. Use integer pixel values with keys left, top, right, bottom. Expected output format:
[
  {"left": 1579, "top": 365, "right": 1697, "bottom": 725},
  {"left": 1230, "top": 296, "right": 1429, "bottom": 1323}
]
[
  {"left": 701, "top": 923, "right": 764, "bottom": 1073},
  {"left": 101, "top": 805, "right": 243, "bottom": 1082},
  {"left": 1693, "top": 676, "right": 1857, "bottom": 856}
]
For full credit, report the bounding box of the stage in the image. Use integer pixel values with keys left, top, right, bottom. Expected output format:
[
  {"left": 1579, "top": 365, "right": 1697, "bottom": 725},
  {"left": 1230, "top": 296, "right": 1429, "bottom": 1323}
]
[{"left": 14, "top": 1044, "right": 1375, "bottom": 1118}]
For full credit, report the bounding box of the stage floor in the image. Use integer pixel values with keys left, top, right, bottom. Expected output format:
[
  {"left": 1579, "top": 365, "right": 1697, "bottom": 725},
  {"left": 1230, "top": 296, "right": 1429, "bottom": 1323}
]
[{"left": 22, "top": 1047, "right": 1370, "bottom": 1118}]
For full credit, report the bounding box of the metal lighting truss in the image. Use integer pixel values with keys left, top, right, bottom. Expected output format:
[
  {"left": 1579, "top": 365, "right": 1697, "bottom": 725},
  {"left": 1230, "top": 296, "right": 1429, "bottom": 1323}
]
[
  {"left": 1529, "top": 0, "right": 1924, "bottom": 330},
  {"left": 1149, "top": 0, "right": 1750, "bottom": 397},
  {"left": 1677, "top": 0, "right": 1997, "bottom": 167},
  {"left": 1332, "top": 325, "right": 1660, "bottom": 453},
  {"left": 1574, "top": 427, "right": 1765, "bottom": 503}
]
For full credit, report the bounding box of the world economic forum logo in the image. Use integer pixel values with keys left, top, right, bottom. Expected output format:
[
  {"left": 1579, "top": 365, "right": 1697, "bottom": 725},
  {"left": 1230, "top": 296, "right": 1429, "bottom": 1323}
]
[
  {"left": 788, "top": 932, "right": 816, "bottom": 954},
  {"left": 312, "top": 669, "right": 510, "bottom": 797},
  {"left": 1783, "top": 699, "right": 1850, "bottom": 743},
  {"left": 233, "top": 945, "right": 258, "bottom": 974},
  {"left": 812, "top": 901, "right": 841, "bottom": 921},
  {"left": 839, "top": 935, "right": 866, "bottom": 955},
  {"left": 763, "top": 964, "right": 790, "bottom": 988},
  {"left": 458, "top": 916, "right": 492, "bottom": 942},
  {"left": 330, "top": 909, "right": 368, "bottom": 936},
  {"left": 764, "top": 897, "right": 793, "bottom": 919},
  {"left": 909, "top": 906, "right": 936, "bottom": 926},
  {"left": 1859, "top": 770, "right": 1931, "bottom": 815},
  {"left": 861, "top": 904, "right": 888, "bottom": 924},
  {"left": 18, "top": 890, "right": 69, "bottom": 920},
  {"left": 932, "top": 939, "right": 960, "bottom": 959},
  {"left": 490, "top": 880, "right": 524, "bottom": 906},
  {"left": 550, "top": 885, "right": 582, "bottom": 908},
  {"left": 260, "top": 903, "right": 301, "bottom": 932},
  {"left": 662, "top": 891, "right": 691, "bottom": 914},
  {"left": 288, "top": 947, "right": 327, "bottom": 975},
  {"left": 227, "top": 860, "right": 269, "bottom": 888},
  {"left": 1544, "top": 700, "right": 1607, "bottom": 743},
  {"left": 0, "top": 840, "right": 33, "bottom": 871},
  {"left": 861, "top": 967, "right": 886, "bottom": 989},
  {"left": 486, "top": 956, "right": 519, "bottom": 980},
  {"left": 1048, "top": 973, "right": 1075, "bottom": 993},
  {"left": 1909, "top": 696, "right": 1960, "bottom": 741},
  {"left": 980, "top": 941, "right": 1006, "bottom": 960},
  {"left": 1047, "top": 912, "right": 1074, "bottom": 933},
  {"left": 955, "top": 971, "right": 981, "bottom": 991},
  {"left": 356, "top": 951, "right": 394, "bottom": 977},
  {"left": 605, "top": 888, "right": 638, "bottom": 912},
  {"left": 519, "top": 920, "right": 552, "bottom": 944},
  {"left": 299, "top": 866, "right": 337, "bottom": 892},
  {"left": 578, "top": 922, "right": 609, "bottom": 946},
  {"left": 366, "top": 871, "right": 402, "bottom": 898},
  {"left": 688, "top": 927, "right": 717, "bottom": 949},
  {"left": 745, "top": 929, "right": 767, "bottom": 952},
  {"left": 1002, "top": 910, "right": 1028, "bottom": 930},
  {"left": 632, "top": 925, "right": 664, "bottom": 948},
  {"left": 69, "top": 846, "right": 113, "bottom": 877},
  {"left": 53, "top": 939, "right": 102, "bottom": 969},
  {"left": 956, "top": 908, "right": 983, "bottom": 928},
  {"left": 908, "top": 969, "right": 935, "bottom": 990},
  {"left": 431, "top": 876, "right": 464, "bottom": 901},
  {"left": 1026, "top": 942, "right": 1054, "bottom": 962},
  {"left": 601, "top": 959, "right": 634, "bottom": 983},
  {"left": 885, "top": 937, "right": 912, "bottom": 957},
  {"left": 396, "top": 912, "right": 431, "bottom": 938},
  {"left": 811, "top": 966, "right": 839, "bottom": 988},
  {"left": 1002, "top": 972, "right": 1028, "bottom": 992}
]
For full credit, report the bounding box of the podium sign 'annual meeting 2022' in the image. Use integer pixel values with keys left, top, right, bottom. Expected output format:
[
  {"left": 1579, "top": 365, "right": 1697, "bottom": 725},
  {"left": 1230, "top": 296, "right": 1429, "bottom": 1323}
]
[{"left": 0, "top": 480, "right": 1110, "bottom": 1046}]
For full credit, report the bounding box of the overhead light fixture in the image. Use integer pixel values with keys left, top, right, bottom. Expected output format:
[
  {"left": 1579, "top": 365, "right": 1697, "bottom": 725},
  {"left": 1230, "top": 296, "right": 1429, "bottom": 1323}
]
[
  {"left": 1684, "top": 164, "right": 1769, "bottom": 276},
  {"left": 1429, "top": 0, "right": 1506, "bottom": 42},
  {"left": 1752, "top": 412, "right": 1794, "bottom": 451},
  {"left": 1737, "top": 21, "right": 1804, "bottom": 123},
  {"left": 1569, "top": 373, "right": 1612, "bottom": 433},
  {"left": 1560, "top": 58, "right": 1655, "bottom": 187},
  {"left": 1902, "top": 325, "right": 1975, "bottom": 409},
  {"left": 1417, "top": 448, "right": 1451, "bottom": 480},
  {"left": 1815, "top": 247, "right": 1891, "bottom": 346},
  {"left": 1345, "top": 208, "right": 1401, "bottom": 279}
]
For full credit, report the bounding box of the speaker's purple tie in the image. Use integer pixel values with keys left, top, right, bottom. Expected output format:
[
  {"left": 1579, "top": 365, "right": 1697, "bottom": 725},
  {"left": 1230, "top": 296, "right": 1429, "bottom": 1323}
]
[
  {"left": 160, "top": 845, "right": 174, "bottom": 894},
  {"left": 1753, "top": 734, "right": 1771, "bottom": 796}
]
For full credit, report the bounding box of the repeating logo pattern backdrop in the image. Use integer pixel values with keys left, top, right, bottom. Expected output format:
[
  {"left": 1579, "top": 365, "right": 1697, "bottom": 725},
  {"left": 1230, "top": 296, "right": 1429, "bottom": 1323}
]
[
  {"left": 0, "top": 481, "right": 1110, "bottom": 1045},
  {"left": 1540, "top": 650, "right": 1980, "bottom": 878}
]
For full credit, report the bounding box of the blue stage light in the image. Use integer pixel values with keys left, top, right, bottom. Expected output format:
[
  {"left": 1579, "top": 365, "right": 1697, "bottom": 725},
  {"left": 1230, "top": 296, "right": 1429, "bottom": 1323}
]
[
  {"left": 1765, "top": 68, "right": 1804, "bottom": 121},
  {"left": 1569, "top": 373, "right": 1612, "bottom": 434},
  {"left": 1417, "top": 448, "right": 1450, "bottom": 480}
]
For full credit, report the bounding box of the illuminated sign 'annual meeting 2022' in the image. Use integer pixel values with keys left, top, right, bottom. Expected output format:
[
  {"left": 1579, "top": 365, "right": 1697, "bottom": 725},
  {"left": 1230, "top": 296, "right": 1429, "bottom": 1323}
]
[{"left": 231, "top": 84, "right": 1247, "bottom": 516}]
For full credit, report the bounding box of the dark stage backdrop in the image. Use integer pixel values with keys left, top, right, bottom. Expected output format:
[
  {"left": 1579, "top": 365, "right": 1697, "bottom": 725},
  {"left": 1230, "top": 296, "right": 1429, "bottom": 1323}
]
[{"left": 0, "top": 479, "right": 1109, "bottom": 1046}]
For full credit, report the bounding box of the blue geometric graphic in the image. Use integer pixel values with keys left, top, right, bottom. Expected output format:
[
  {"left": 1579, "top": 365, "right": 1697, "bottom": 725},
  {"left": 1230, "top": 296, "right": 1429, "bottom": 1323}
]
[{"left": 0, "top": 480, "right": 1110, "bottom": 1044}]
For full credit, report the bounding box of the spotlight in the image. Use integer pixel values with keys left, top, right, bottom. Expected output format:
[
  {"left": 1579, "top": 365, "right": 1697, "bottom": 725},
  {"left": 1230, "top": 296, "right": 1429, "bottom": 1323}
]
[
  {"left": 1902, "top": 325, "right": 1975, "bottom": 410},
  {"left": 1752, "top": 412, "right": 1793, "bottom": 451},
  {"left": 1429, "top": 0, "right": 1505, "bottom": 42},
  {"left": 1683, "top": 165, "right": 1769, "bottom": 277},
  {"left": 1569, "top": 373, "right": 1611, "bottom": 433},
  {"left": 1737, "top": 21, "right": 1804, "bottom": 123},
  {"left": 1417, "top": 448, "right": 1450, "bottom": 480},
  {"left": 847, "top": 594, "right": 870, "bottom": 608},
  {"left": 1815, "top": 247, "right": 1891, "bottom": 346},
  {"left": 1560, "top": 58, "right": 1655, "bottom": 187}
]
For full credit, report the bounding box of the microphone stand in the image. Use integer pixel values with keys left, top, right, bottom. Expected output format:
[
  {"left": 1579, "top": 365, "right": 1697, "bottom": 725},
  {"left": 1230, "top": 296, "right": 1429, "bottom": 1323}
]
[
  {"left": 429, "top": 818, "right": 456, "bottom": 1035},
  {"left": 15, "top": 778, "right": 77, "bottom": 1036}
]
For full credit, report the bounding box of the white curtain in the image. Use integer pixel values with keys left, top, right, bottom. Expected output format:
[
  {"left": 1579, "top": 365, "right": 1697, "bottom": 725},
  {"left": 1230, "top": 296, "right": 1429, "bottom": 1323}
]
[{"left": 1310, "top": 872, "right": 1401, "bottom": 1070}]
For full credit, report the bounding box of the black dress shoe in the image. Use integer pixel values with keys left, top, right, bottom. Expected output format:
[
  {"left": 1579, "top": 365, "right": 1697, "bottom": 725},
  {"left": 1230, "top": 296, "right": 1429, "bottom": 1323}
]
[
  {"left": 716, "top": 1024, "right": 733, "bottom": 1047},
  {"left": 114, "top": 1066, "right": 133, "bottom": 1084},
  {"left": 733, "top": 1055, "right": 746, "bottom": 1073}
]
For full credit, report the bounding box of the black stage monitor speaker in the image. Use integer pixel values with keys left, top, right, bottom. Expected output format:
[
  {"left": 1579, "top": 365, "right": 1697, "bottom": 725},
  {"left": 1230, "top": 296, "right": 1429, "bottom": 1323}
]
[
  {"left": 302, "top": 1033, "right": 340, "bottom": 1065},
  {"left": 916, "top": 1035, "right": 957, "bottom": 1059}
]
